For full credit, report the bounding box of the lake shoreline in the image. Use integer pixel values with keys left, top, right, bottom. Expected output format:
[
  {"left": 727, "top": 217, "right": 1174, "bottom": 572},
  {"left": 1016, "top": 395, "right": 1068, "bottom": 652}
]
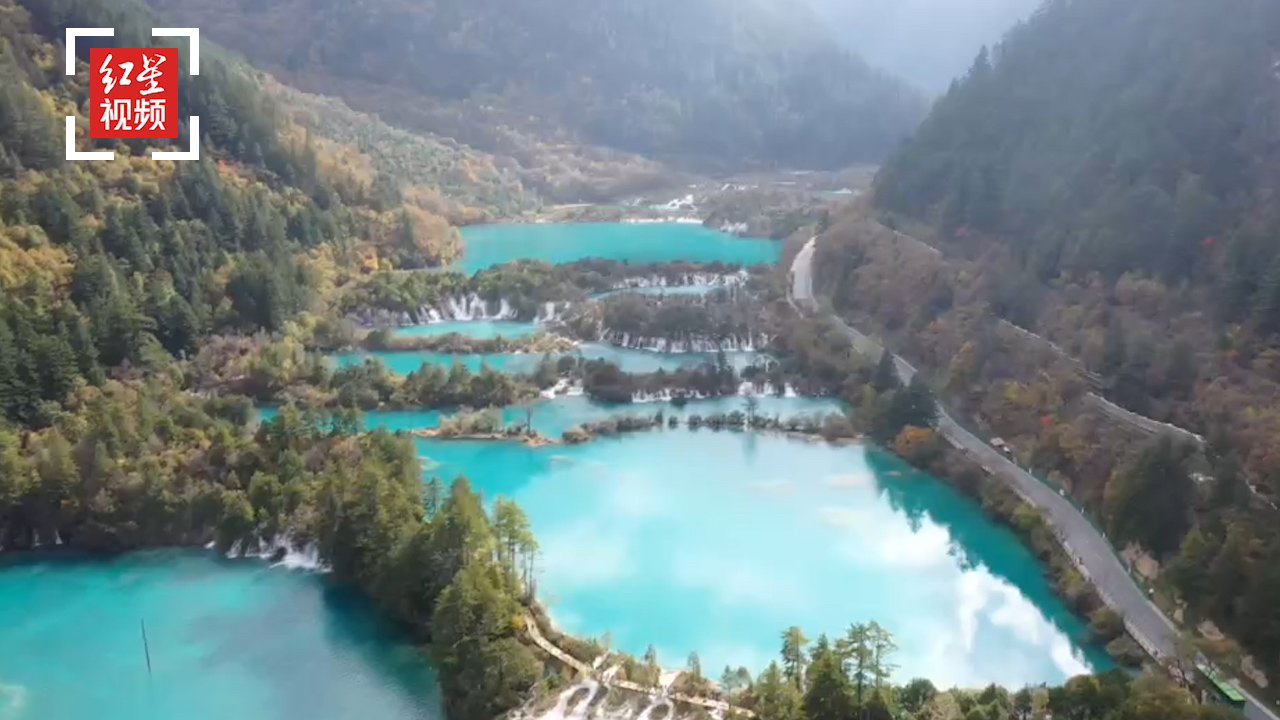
[{"left": 0, "top": 404, "right": 1115, "bottom": 720}]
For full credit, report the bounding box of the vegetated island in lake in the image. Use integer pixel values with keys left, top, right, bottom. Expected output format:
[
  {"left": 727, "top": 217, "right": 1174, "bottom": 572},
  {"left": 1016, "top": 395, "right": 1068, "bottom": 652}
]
[
  {"left": 334, "top": 258, "right": 758, "bottom": 330},
  {"left": 401, "top": 404, "right": 863, "bottom": 448}
]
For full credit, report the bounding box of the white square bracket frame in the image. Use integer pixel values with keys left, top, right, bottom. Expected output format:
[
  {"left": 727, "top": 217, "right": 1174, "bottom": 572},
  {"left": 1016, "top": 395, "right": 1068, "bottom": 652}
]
[{"left": 63, "top": 27, "right": 203, "bottom": 161}]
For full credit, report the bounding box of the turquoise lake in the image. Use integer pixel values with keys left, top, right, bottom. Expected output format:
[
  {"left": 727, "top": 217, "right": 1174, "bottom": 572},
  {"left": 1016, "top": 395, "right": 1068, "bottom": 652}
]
[
  {"left": 3, "top": 395, "right": 1111, "bottom": 720},
  {"left": 391, "top": 397, "right": 1111, "bottom": 688},
  {"left": 392, "top": 321, "right": 539, "bottom": 339},
  {"left": 331, "top": 343, "right": 767, "bottom": 375},
  {"left": 0, "top": 552, "right": 441, "bottom": 720},
  {"left": 456, "top": 223, "right": 780, "bottom": 273}
]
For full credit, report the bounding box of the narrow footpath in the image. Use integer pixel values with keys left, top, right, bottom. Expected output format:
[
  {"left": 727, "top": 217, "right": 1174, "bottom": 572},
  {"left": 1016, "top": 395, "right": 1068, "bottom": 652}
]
[
  {"left": 522, "top": 612, "right": 754, "bottom": 717},
  {"left": 789, "top": 237, "right": 1278, "bottom": 720}
]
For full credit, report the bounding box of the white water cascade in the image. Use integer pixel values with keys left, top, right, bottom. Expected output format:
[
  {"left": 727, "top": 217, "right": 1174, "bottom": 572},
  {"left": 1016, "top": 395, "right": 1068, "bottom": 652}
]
[
  {"left": 349, "top": 293, "right": 520, "bottom": 327},
  {"left": 607, "top": 270, "right": 747, "bottom": 292},
  {"left": 225, "top": 534, "right": 327, "bottom": 572},
  {"left": 598, "top": 329, "right": 769, "bottom": 353}
]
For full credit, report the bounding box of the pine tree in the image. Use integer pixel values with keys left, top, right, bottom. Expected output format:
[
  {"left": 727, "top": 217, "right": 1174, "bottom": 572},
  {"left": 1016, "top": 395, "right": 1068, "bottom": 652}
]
[
  {"left": 865, "top": 621, "right": 898, "bottom": 692},
  {"left": 755, "top": 662, "right": 803, "bottom": 720},
  {"left": 802, "top": 636, "right": 854, "bottom": 720},
  {"left": 780, "top": 626, "right": 809, "bottom": 690},
  {"left": 0, "top": 318, "right": 22, "bottom": 421},
  {"left": 871, "top": 351, "right": 900, "bottom": 393},
  {"left": 837, "top": 623, "right": 872, "bottom": 706}
]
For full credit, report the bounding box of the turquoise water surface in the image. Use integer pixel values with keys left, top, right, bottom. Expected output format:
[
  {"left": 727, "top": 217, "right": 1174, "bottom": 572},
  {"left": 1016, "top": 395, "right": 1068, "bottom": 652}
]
[
  {"left": 0, "top": 552, "right": 442, "bottom": 720},
  {"left": 345, "top": 394, "right": 1110, "bottom": 687},
  {"left": 331, "top": 344, "right": 766, "bottom": 376},
  {"left": 392, "top": 321, "right": 539, "bottom": 339},
  {"left": 1, "top": 218, "right": 1109, "bottom": 720},
  {"left": 4, "top": 395, "right": 1111, "bottom": 720},
  {"left": 407, "top": 425, "right": 1111, "bottom": 689},
  {"left": 457, "top": 223, "right": 780, "bottom": 274}
]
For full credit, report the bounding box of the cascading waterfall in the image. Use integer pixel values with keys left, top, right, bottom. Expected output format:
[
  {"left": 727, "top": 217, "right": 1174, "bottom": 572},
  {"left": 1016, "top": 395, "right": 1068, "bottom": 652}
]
[
  {"left": 630, "top": 382, "right": 793, "bottom": 403},
  {"left": 634, "top": 698, "right": 672, "bottom": 720},
  {"left": 598, "top": 329, "right": 769, "bottom": 353},
  {"left": 631, "top": 388, "right": 712, "bottom": 403},
  {"left": 532, "top": 679, "right": 601, "bottom": 720},
  {"left": 445, "top": 295, "right": 516, "bottom": 322},
  {"left": 226, "top": 534, "right": 326, "bottom": 572},
  {"left": 521, "top": 673, "right": 689, "bottom": 720},
  {"left": 536, "top": 301, "right": 569, "bottom": 323},
  {"left": 349, "top": 293, "right": 521, "bottom": 327},
  {"left": 542, "top": 379, "right": 585, "bottom": 399},
  {"left": 607, "top": 271, "right": 747, "bottom": 292},
  {"left": 738, "top": 380, "right": 796, "bottom": 398}
]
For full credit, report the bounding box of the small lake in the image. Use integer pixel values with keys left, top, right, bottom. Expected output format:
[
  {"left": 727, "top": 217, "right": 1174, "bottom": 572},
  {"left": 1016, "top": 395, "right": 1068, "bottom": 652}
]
[
  {"left": 391, "top": 321, "right": 539, "bottom": 339},
  {"left": 457, "top": 223, "right": 780, "bottom": 274},
  {"left": 0, "top": 552, "right": 442, "bottom": 720},
  {"left": 412, "top": 437, "right": 1109, "bottom": 688},
  {"left": 350, "top": 395, "right": 1111, "bottom": 687},
  {"left": 331, "top": 344, "right": 766, "bottom": 376}
]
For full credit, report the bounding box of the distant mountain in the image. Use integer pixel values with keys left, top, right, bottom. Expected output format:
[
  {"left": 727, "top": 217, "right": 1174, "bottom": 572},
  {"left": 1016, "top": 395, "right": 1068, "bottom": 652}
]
[
  {"left": 144, "top": 0, "right": 927, "bottom": 171},
  {"left": 805, "top": 0, "right": 1039, "bottom": 94},
  {"left": 874, "top": 0, "right": 1280, "bottom": 298}
]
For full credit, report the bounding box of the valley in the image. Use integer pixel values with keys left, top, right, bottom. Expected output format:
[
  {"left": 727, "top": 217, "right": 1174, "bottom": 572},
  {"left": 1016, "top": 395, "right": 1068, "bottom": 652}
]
[{"left": 2, "top": 1, "right": 1277, "bottom": 720}]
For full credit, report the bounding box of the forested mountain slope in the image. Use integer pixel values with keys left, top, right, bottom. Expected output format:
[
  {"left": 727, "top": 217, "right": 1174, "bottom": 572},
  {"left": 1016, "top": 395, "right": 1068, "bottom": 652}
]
[
  {"left": 874, "top": 0, "right": 1280, "bottom": 295},
  {"left": 143, "top": 0, "right": 926, "bottom": 170},
  {"left": 0, "top": 0, "right": 465, "bottom": 426},
  {"left": 810, "top": 0, "right": 1280, "bottom": 690}
]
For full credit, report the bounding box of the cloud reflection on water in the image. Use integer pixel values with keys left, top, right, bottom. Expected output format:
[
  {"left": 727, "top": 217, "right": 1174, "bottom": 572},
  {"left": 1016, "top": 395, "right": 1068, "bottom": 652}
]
[{"left": 483, "top": 431, "right": 1104, "bottom": 686}]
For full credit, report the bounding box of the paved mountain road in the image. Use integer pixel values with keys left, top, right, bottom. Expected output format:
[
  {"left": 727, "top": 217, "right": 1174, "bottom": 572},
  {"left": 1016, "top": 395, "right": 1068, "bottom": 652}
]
[{"left": 790, "top": 237, "right": 1277, "bottom": 720}]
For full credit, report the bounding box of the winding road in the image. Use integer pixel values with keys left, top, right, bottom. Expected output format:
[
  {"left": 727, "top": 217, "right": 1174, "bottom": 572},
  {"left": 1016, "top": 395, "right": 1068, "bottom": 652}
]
[{"left": 790, "top": 238, "right": 1278, "bottom": 720}]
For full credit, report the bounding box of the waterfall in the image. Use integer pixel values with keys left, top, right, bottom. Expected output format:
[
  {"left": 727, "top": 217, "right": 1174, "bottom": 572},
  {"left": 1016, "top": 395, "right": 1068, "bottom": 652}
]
[
  {"left": 634, "top": 698, "right": 672, "bottom": 720},
  {"left": 270, "top": 545, "right": 323, "bottom": 571},
  {"left": 737, "top": 381, "right": 794, "bottom": 397},
  {"left": 447, "top": 296, "right": 470, "bottom": 320},
  {"left": 607, "top": 271, "right": 747, "bottom": 292},
  {"left": 542, "top": 379, "right": 584, "bottom": 399},
  {"left": 630, "top": 389, "right": 711, "bottom": 403},
  {"left": 228, "top": 534, "right": 327, "bottom": 572},
  {"left": 351, "top": 294, "right": 521, "bottom": 327},
  {"left": 535, "top": 301, "right": 570, "bottom": 323},
  {"left": 599, "top": 329, "right": 769, "bottom": 353}
]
